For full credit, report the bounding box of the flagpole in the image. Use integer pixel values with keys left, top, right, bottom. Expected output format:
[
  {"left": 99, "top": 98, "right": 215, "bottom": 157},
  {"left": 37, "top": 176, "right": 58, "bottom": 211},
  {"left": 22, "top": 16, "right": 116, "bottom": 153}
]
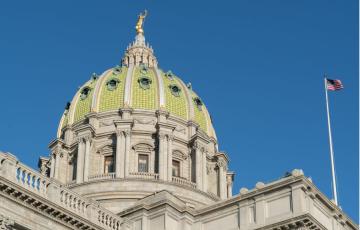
[{"left": 324, "top": 77, "right": 338, "bottom": 205}]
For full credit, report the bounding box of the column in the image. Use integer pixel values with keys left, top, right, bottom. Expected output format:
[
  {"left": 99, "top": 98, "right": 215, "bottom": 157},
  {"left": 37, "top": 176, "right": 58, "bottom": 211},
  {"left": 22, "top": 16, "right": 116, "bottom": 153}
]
[
  {"left": 76, "top": 138, "right": 85, "bottom": 183},
  {"left": 218, "top": 162, "right": 227, "bottom": 199},
  {"left": 115, "top": 131, "right": 125, "bottom": 178},
  {"left": 227, "top": 175, "right": 233, "bottom": 198},
  {"left": 195, "top": 145, "right": 202, "bottom": 190},
  {"left": 54, "top": 153, "right": 61, "bottom": 179},
  {"left": 167, "top": 135, "right": 173, "bottom": 181},
  {"left": 158, "top": 133, "right": 166, "bottom": 180},
  {"left": 83, "top": 136, "right": 91, "bottom": 182},
  {"left": 124, "top": 130, "right": 131, "bottom": 177},
  {"left": 50, "top": 155, "right": 55, "bottom": 178},
  {"left": 202, "top": 151, "right": 207, "bottom": 192}
]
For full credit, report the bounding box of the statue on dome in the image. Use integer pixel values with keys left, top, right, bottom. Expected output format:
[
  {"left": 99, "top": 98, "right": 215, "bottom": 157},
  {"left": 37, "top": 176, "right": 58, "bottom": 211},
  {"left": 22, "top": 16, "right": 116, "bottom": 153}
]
[{"left": 135, "top": 10, "right": 147, "bottom": 34}]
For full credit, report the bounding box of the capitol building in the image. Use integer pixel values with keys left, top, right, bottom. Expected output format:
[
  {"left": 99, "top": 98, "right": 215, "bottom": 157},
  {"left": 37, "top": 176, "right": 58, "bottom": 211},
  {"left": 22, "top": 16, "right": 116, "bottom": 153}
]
[{"left": 0, "top": 13, "right": 357, "bottom": 230}]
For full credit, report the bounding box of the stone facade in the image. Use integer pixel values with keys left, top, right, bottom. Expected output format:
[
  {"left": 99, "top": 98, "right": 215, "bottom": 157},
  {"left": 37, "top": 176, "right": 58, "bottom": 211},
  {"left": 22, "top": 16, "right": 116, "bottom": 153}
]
[{"left": 0, "top": 19, "right": 357, "bottom": 230}]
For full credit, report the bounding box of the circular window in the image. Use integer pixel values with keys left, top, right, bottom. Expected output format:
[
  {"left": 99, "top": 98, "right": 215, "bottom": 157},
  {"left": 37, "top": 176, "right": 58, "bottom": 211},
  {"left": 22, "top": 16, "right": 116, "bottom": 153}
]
[
  {"left": 169, "top": 84, "right": 181, "bottom": 97},
  {"left": 138, "top": 77, "right": 152, "bottom": 90},
  {"left": 113, "top": 66, "right": 122, "bottom": 75},
  {"left": 106, "top": 78, "right": 120, "bottom": 91},
  {"left": 194, "top": 97, "right": 203, "bottom": 110},
  {"left": 80, "top": 87, "right": 91, "bottom": 100}
]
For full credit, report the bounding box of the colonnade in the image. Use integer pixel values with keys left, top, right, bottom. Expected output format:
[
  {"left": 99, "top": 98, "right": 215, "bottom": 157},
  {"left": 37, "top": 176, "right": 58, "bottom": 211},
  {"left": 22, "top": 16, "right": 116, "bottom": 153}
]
[{"left": 49, "top": 131, "right": 231, "bottom": 199}]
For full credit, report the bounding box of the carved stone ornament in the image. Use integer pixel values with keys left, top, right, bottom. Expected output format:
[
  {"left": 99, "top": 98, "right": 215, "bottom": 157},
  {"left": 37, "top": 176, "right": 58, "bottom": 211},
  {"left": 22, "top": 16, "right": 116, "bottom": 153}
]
[
  {"left": 124, "top": 130, "right": 131, "bottom": 137},
  {"left": 158, "top": 132, "right": 166, "bottom": 140},
  {"left": 100, "top": 120, "right": 114, "bottom": 127},
  {"left": 0, "top": 214, "right": 14, "bottom": 230},
  {"left": 132, "top": 143, "right": 154, "bottom": 152},
  {"left": 134, "top": 118, "right": 156, "bottom": 125},
  {"left": 115, "top": 130, "right": 124, "bottom": 137},
  {"left": 216, "top": 158, "right": 227, "bottom": 170},
  {"left": 173, "top": 150, "right": 187, "bottom": 160},
  {"left": 175, "top": 126, "right": 186, "bottom": 134},
  {"left": 39, "top": 158, "right": 50, "bottom": 176}
]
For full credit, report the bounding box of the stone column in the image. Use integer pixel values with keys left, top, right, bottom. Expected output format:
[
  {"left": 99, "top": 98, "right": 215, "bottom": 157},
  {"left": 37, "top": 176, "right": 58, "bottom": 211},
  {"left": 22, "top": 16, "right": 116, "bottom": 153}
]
[
  {"left": 195, "top": 145, "right": 203, "bottom": 190},
  {"left": 167, "top": 135, "right": 173, "bottom": 181},
  {"left": 76, "top": 138, "right": 85, "bottom": 183},
  {"left": 115, "top": 130, "right": 125, "bottom": 178},
  {"left": 158, "top": 133, "right": 167, "bottom": 180},
  {"left": 124, "top": 130, "right": 131, "bottom": 177},
  {"left": 202, "top": 151, "right": 207, "bottom": 192},
  {"left": 54, "top": 153, "right": 61, "bottom": 179},
  {"left": 83, "top": 136, "right": 91, "bottom": 182},
  {"left": 218, "top": 161, "right": 227, "bottom": 199},
  {"left": 227, "top": 174, "right": 233, "bottom": 198},
  {"left": 50, "top": 154, "right": 55, "bottom": 178}
]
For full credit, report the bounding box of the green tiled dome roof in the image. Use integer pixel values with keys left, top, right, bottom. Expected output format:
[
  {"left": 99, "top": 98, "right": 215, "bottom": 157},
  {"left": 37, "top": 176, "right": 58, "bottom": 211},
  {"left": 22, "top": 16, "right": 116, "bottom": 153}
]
[{"left": 57, "top": 34, "right": 216, "bottom": 139}]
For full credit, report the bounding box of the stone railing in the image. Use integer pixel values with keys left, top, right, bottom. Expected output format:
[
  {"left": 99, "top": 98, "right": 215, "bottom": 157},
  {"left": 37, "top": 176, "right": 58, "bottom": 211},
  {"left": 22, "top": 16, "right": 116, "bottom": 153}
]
[
  {"left": 14, "top": 159, "right": 51, "bottom": 196},
  {"left": 172, "top": 176, "right": 197, "bottom": 189},
  {"left": 129, "top": 172, "right": 159, "bottom": 180},
  {"left": 0, "top": 152, "right": 129, "bottom": 230},
  {"left": 89, "top": 172, "right": 116, "bottom": 181}
]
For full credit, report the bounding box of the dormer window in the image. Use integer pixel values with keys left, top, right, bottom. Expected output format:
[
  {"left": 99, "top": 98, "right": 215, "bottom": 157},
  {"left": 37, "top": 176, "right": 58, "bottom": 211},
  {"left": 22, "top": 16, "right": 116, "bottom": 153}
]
[
  {"left": 165, "top": 71, "right": 174, "bottom": 80},
  {"left": 140, "top": 64, "right": 148, "bottom": 74},
  {"left": 80, "top": 87, "right": 91, "bottom": 100},
  {"left": 106, "top": 78, "right": 120, "bottom": 91},
  {"left": 112, "top": 66, "right": 122, "bottom": 75},
  {"left": 169, "top": 84, "right": 181, "bottom": 97},
  {"left": 91, "top": 73, "right": 98, "bottom": 81},
  {"left": 194, "top": 97, "right": 203, "bottom": 110},
  {"left": 138, "top": 77, "right": 152, "bottom": 90}
]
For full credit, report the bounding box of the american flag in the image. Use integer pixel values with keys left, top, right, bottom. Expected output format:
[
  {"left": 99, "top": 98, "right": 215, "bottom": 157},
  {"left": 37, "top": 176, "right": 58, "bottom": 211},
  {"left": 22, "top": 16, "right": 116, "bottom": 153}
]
[{"left": 326, "top": 79, "right": 343, "bottom": 91}]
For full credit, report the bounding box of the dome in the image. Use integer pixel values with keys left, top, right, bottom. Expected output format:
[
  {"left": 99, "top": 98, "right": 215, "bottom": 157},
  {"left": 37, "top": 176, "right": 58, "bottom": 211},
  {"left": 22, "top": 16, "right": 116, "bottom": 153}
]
[
  {"left": 57, "top": 33, "right": 216, "bottom": 140},
  {"left": 47, "top": 18, "right": 232, "bottom": 213}
]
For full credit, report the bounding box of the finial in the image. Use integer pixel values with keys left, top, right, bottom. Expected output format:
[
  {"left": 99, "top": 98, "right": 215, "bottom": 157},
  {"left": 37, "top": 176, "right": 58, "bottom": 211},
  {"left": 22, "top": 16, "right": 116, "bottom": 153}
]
[{"left": 135, "top": 10, "right": 148, "bottom": 35}]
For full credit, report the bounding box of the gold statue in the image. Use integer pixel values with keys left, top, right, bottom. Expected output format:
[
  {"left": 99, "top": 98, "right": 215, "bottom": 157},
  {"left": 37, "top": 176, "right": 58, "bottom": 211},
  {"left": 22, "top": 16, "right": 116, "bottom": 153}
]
[{"left": 135, "top": 10, "right": 147, "bottom": 34}]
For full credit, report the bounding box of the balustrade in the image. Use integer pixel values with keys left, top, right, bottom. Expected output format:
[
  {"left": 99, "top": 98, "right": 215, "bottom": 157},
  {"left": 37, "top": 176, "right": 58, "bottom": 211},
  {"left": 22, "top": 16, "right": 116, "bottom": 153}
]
[
  {"left": 15, "top": 164, "right": 50, "bottom": 195},
  {"left": 129, "top": 171, "right": 159, "bottom": 180},
  {"left": 172, "top": 176, "right": 197, "bottom": 189},
  {"left": 0, "top": 152, "right": 125, "bottom": 230},
  {"left": 88, "top": 172, "right": 116, "bottom": 181}
]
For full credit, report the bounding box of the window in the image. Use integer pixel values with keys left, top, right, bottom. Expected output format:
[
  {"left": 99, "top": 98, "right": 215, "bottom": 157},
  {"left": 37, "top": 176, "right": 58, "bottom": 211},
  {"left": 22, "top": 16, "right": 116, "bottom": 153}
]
[
  {"left": 165, "top": 71, "right": 174, "bottom": 80},
  {"left": 172, "top": 160, "right": 180, "bottom": 177},
  {"left": 106, "top": 78, "right": 120, "bottom": 91},
  {"left": 193, "top": 97, "right": 203, "bottom": 110},
  {"left": 169, "top": 84, "right": 181, "bottom": 97},
  {"left": 138, "top": 154, "right": 149, "bottom": 172},
  {"left": 80, "top": 87, "right": 91, "bottom": 100},
  {"left": 72, "top": 158, "right": 77, "bottom": 181},
  {"left": 112, "top": 65, "right": 122, "bottom": 75},
  {"left": 104, "top": 156, "right": 114, "bottom": 173},
  {"left": 138, "top": 77, "right": 152, "bottom": 90}
]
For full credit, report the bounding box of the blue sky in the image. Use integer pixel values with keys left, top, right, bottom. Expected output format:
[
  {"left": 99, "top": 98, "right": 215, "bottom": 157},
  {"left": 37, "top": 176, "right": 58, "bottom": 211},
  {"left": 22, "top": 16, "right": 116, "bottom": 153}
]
[{"left": 0, "top": 0, "right": 358, "bottom": 222}]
